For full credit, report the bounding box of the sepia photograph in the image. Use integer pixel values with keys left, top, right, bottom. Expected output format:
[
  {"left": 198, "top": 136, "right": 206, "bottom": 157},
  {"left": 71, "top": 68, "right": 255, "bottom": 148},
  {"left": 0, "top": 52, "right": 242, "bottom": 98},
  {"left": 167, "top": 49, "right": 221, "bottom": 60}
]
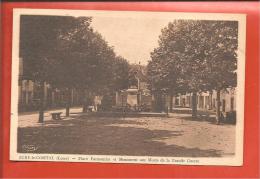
[{"left": 10, "top": 9, "right": 246, "bottom": 165}]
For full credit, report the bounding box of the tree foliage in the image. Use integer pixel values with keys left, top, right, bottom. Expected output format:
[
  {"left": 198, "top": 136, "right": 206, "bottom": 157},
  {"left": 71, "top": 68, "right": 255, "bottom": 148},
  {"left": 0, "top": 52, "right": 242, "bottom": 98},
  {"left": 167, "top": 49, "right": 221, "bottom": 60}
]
[
  {"left": 147, "top": 20, "right": 238, "bottom": 117},
  {"left": 110, "top": 56, "right": 130, "bottom": 91},
  {"left": 20, "top": 16, "right": 91, "bottom": 82},
  {"left": 148, "top": 20, "right": 238, "bottom": 93},
  {"left": 20, "top": 15, "right": 130, "bottom": 120},
  {"left": 20, "top": 15, "right": 130, "bottom": 94}
]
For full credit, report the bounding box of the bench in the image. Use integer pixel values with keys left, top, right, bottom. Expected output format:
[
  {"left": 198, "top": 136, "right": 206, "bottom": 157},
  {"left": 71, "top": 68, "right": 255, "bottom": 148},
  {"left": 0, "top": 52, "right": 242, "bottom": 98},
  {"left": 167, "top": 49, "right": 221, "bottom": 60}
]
[
  {"left": 51, "top": 112, "right": 62, "bottom": 120},
  {"left": 87, "top": 106, "right": 94, "bottom": 112},
  {"left": 198, "top": 112, "right": 210, "bottom": 118}
]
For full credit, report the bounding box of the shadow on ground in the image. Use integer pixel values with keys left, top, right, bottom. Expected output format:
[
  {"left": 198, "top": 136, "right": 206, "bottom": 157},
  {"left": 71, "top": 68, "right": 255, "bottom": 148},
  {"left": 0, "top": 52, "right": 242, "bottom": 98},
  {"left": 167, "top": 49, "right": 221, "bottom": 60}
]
[
  {"left": 18, "top": 115, "right": 222, "bottom": 157},
  {"left": 177, "top": 115, "right": 216, "bottom": 123},
  {"left": 177, "top": 114, "right": 235, "bottom": 126}
]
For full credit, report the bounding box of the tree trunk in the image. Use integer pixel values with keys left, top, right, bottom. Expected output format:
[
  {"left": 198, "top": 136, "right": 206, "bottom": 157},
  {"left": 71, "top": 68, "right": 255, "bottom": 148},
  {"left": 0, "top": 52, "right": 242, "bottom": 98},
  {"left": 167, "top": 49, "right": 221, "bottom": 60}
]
[
  {"left": 209, "top": 91, "right": 213, "bottom": 110},
  {"left": 192, "top": 92, "right": 197, "bottom": 118},
  {"left": 82, "top": 90, "right": 91, "bottom": 113},
  {"left": 80, "top": 89, "right": 86, "bottom": 112},
  {"left": 66, "top": 88, "right": 71, "bottom": 117},
  {"left": 169, "top": 93, "right": 173, "bottom": 112},
  {"left": 38, "top": 81, "right": 45, "bottom": 123},
  {"left": 155, "top": 93, "right": 163, "bottom": 112},
  {"left": 216, "top": 89, "right": 221, "bottom": 124}
]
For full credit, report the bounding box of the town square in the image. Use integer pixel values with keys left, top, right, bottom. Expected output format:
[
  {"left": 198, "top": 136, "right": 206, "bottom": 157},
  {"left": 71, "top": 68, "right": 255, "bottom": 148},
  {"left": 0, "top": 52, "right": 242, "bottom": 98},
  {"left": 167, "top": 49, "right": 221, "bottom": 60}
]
[
  {"left": 18, "top": 107, "right": 235, "bottom": 157},
  {"left": 11, "top": 9, "right": 243, "bottom": 163}
]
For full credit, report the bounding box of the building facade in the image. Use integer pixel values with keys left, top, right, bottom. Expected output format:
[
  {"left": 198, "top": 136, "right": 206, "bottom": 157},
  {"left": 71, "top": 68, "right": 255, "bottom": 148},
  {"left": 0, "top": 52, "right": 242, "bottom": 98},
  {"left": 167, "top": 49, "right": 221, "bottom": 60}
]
[
  {"left": 18, "top": 58, "right": 81, "bottom": 112},
  {"left": 173, "top": 88, "right": 236, "bottom": 112}
]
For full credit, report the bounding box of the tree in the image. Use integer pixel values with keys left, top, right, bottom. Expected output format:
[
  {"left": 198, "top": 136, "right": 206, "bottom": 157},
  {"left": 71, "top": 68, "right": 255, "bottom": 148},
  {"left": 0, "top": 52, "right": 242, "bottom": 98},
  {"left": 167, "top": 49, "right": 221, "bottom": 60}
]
[
  {"left": 47, "top": 17, "right": 96, "bottom": 117},
  {"left": 94, "top": 56, "right": 130, "bottom": 111},
  {"left": 147, "top": 47, "right": 181, "bottom": 111},
  {"left": 148, "top": 20, "right": 238, "bottom": 120},
  {"left": 147, "top": 21, "right": 193, "bottom": 113},
  {"left": 52, "top": 25, "right": 130, "bottom": 113},
  {"left": 20, "top": 16, "right": 88, "bottom": 122},
  {"left": 21, "top": 14, "right": 131, "bottom": 118},
  {"left": 110, "top": 56, "right": 130, "bottom": 91},
  {"left": 199, "top": 21, "right": 238, "bottom": 123},
  {"left": 50, "top": 26, "right": 114, "bottom": 114}
]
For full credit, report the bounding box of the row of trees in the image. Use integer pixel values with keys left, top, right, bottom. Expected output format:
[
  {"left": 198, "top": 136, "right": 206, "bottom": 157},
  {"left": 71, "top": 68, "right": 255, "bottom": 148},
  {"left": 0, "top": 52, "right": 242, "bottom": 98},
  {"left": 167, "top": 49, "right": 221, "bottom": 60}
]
[
  {"left": 20, "top": 15, "right": 130, "bottom": 122},
  {"left": 147, "top": 20, "right": 238, "bottom": 123}
]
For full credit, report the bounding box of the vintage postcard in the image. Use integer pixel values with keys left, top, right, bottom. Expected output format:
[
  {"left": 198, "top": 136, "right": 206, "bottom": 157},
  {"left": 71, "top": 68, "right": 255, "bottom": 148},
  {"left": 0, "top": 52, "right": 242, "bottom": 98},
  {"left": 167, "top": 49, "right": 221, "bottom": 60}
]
[{"left": 10, "top": 8, "right": 246, "bottom": 166}]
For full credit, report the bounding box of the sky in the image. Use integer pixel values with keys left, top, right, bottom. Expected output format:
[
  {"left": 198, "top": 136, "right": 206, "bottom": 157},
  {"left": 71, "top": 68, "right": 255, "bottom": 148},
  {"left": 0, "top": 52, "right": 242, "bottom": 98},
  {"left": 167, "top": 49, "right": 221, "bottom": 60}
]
[{"left": 91, "top": 16, "right": 171, "bottom": 65}]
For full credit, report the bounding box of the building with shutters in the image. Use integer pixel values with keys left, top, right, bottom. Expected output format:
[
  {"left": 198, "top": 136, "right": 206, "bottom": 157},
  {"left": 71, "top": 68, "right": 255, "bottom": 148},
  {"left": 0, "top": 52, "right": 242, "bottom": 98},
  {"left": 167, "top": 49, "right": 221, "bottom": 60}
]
[
  {"left": 18, "top": 58, "right": 81, "bottom": 112},
  {"left": 172, "top": 88, "right": 236, "bottom": 112}
]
